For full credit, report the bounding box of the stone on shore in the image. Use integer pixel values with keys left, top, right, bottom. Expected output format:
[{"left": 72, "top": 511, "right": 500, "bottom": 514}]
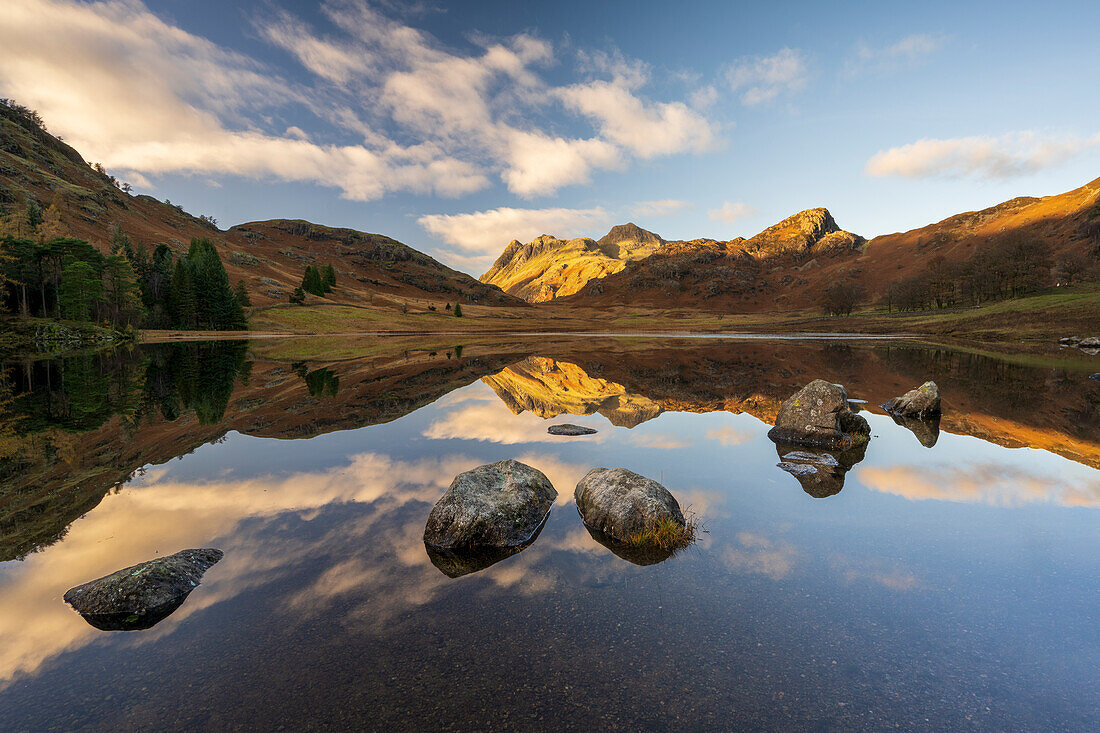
[{"left": 423, "top": 460, "right": 556, "bottom": 550}]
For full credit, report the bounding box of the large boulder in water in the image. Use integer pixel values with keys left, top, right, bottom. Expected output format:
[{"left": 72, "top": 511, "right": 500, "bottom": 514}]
[
  {"left": 574, "top": 468, "right": 687, "bottom": 544},
  {"left": 882, "top": 381, "right": 941, "bottom": 418},
  {"left": 423, "top": 460, "right": 556, "bottom": 550},
  {"left": 63, "top": 548, "right": 223, "bottom": 631},
  {"left": 767, "top": 380, "right": 870, "bottom": 450}
]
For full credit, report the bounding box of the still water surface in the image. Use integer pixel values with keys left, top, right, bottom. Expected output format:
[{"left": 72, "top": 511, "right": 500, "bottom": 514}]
[{"left": 0, "top": 336, "right": 1097, "bottom": 731}]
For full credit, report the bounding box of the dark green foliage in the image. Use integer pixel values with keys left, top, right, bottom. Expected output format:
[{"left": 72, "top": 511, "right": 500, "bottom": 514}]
[
  {"left": 143, "top": 341, "right": 251, "bottom": 424},
  {"left": 102, "top": 253, "right": 144, "bottom": 327},
  {"left": 321, "top": 264, "right": 336, "bottom": 292},
  {"left": 58, "top": 261, "right": 101, "bottom": 320},
  {"left": 453, "top": 302, "right": 463, "bottom": 317},
  {"left": 234, "top": 279, "right": 251, "bottom": 308},
  {"left": 289, "top": 286, "right": 305, "bottom": 305},
  {"left": 168, "top": 259, "right": 196, "bottom": 328},
  {"left": 302, "top": 367, "right": 340, "bottom": 397},
  {"left": 184, "top": 239, "right": 246, "bottom": 330},
  {"left": 24, "top": 202, "right": 42, "bottom": 231},
  {"left": 301, "top": 265, "right": 325, "bottom": 296}
]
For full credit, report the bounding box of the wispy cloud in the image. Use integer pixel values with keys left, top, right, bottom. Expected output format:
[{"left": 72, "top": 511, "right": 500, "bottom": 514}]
[
  {"left": 848, "top": 33, "right": 945, "bottom": 74},
  {"left": 0, "top": 0, "right": 722, "bottom": 201},
  {"left": 418, "top": 205, "right": 613, "bottom": 266},
  {"left": 865, "top": 131, "right": 1100, "bottom": 179},
  {"left": 708, "top": 201, "right": 757, "bottom": 223},
  {"left": 630, "top": 199, "right": 693, "bottom": 218},
  {"left": 724, "top": 48, "right": 808, "bottom": 106}
]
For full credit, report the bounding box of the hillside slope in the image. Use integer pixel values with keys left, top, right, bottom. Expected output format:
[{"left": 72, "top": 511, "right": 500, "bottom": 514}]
[
  {"left": 0, "top": 102, "right": 519, "bottom": 310},
  {"left": 565, "top": 184, "right": 1099, "bottom": 311}
]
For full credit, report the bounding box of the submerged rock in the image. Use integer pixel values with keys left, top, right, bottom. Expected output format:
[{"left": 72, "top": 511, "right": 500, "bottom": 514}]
[
  {"left": 767, "top": 380, "right": 870, "bottom": 450},
  {"left": 423, "top": 460, "right": 556, "bottom": 550},
  {"left": 63, "top": 548, "right": 223, "bottom": 631},
  {"left": 774, "top": 442, "right": 868, "bottom": 498},
  {"left": 882, "top": 381, "right": 941, "bottom": 418},
  {"left": 574, "top": 467, "right": 686, "bottom": 543},
  {"left": 547, "top": 423, "right": 598, "bottom": 436}
]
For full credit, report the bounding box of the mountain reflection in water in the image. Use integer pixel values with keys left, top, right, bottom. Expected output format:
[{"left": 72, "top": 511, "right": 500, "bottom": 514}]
[{"left": 0, "top": 336, "right": 1097, "bottom": 730}]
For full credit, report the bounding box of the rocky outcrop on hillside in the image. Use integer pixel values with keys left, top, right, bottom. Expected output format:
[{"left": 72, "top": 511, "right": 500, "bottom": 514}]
[
  {"left": 743, "top": 208, "right": 864, "bottom": 258},
  {"left": 479, "top": 223, "right": 665, "bottom": 302}
]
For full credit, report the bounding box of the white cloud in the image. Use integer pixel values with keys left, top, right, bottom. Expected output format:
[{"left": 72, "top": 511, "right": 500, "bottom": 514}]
[
  {"left": 556, "top": 80, "right": 717, "bottom": 158},
  {"left": 724, "top": 48, "right": 807, "bottom": 106},
  {"left": 418, "top": 205, "right": 612, "bottom": 261},
  {"left": 631, "top": 200, "right": 693, "bottom": 218},
  {"left": 0, "top": 0, "right": 722, "bottom": 201},
  {"left": 864, "top": 132, "right": 1100, "bottom": 179},
  {"left": 0, "top": 0, "right": 486, "bottom": 201},
  {"left": 708, "top": 201, "right": 757, "bottom": 223}
]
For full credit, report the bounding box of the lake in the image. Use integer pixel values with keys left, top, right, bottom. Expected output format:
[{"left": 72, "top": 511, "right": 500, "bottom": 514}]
[{"left": 0, "top": 336, "right": 1097, "bottom": 731}]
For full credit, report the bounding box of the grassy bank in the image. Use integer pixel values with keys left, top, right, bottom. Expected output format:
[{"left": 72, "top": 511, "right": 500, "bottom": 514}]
[
  {"left": 1, "top": 317, "right": 135, "bottom": 357},
  {"left": 234, "top": 285, "right": 1100, "bottom": 341}
]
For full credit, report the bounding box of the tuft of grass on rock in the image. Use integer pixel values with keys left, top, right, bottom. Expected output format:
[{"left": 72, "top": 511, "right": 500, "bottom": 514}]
[{"left": 626, "top": 512, "right": 700, "bottom": 554}]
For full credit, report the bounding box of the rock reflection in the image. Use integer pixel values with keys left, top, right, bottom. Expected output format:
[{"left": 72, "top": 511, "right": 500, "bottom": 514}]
[
  {"left": 889, "top": 413, "right": 941, "bottom": 448},
  {"left": 580, "top": 523, "right": 683, "bottom": 566},
  {"left": 425, "top": 519, "right": 548, "bottom": 578},
  {"left": 772, "top": 441, "right": 869, "bottom": 498}
]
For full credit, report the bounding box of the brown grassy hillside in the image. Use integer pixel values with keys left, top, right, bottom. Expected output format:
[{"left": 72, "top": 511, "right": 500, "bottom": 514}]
[{"left": 0, "top": 102, "right": 520, "bottom": 311}]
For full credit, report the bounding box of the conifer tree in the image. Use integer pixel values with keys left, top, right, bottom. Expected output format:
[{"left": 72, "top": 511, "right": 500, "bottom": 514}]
[
  {"left": 301, "top": 265, "right": 325, "bottom": 296},
  {"left": 234, "top": 279, "right": 251, "bottom": 308},
  {"left": 59, "top": 260, "right": 101, "bottom": 321},
  {"left": 321, "top": 264, "right": 336, "bottom": 292},
  {"left": 453, "top": 302, "right": 463, "bottom": 317},
  {"left": 102, "top": 253, "right": 144, "bottom": 326},
  {"left": 169, "top": 259, "right": 196, "bottom": 328}
]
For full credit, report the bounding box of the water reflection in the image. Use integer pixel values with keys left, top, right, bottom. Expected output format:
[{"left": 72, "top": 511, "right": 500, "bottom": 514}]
[
  {"left": 0, "top": 336, "right": 1098, "bottom": 729},
  {"left": 772, "top": 441, "right": 868, "bottom": 498}
]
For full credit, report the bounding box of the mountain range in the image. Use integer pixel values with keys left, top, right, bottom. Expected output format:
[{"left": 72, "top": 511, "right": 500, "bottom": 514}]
[{"left": 2, "top": 99, "right": 1097, "bottom": 319}]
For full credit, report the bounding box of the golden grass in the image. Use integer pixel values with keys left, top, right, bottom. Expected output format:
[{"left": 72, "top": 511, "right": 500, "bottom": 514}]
[{"left": 626, "top": 511, "right": 700, "bottom": 553}]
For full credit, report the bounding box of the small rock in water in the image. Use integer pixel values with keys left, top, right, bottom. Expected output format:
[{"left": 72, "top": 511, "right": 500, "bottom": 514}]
[
  {"left": 1059, "top": 336, "right": 1081, "bottom": 346},
  {"left": 63, "top": 548, "right": 223, "bottom": 631},
  {"left": 767, "top": 379, "right": 870, "bottom": 450},
  {"left": 423, "top": 459, "right": 556, "bottom": 550},
  {"left": 1077, "top": 336, "right": 1100, "bottom": 348},
  {"left": 882, "top": 381, "right": 941, "bottom": 418},
  {"left": 1090, "top": 373, "right": 1100, "bottom": 382},
  {"left": 547, "top": 423, "right": 597, "bottom": 436},
  {"left": 574, "top": 467, "right": 687, "bottom": 544}
]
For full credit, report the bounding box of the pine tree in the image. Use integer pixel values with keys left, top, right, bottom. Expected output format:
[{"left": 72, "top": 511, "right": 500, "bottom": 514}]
[
  {"left": 169, "top": 259, "right": 196, "bottom": 328},
  {"left": 453, "top": 303, "right": 463, "bottom": 317},
  {"left": 289, "top": 286, "right": 305, "bottom": 304},
  {"left": 59, "top": 260, "right": 101, "bottom": 321},
  {"left": 102, "top": 253, "right": 144, "bottom": 327},
  {"left": 234, "top": 279, "right": 251, "bottom": 308},
  {"left": 321, "top": 264, "right": 336, "bottom": 292},
  {"left": 301, "top": 265, "right": 325, "bottom": 296},
  {"left": 185, "top": 238, "right": 246, "bottom": 329}
]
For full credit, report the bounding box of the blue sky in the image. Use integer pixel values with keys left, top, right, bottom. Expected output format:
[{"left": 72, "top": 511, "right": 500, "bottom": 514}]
[{"left": 2, "top": 0, "right": 1098, "bottom": 273}]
